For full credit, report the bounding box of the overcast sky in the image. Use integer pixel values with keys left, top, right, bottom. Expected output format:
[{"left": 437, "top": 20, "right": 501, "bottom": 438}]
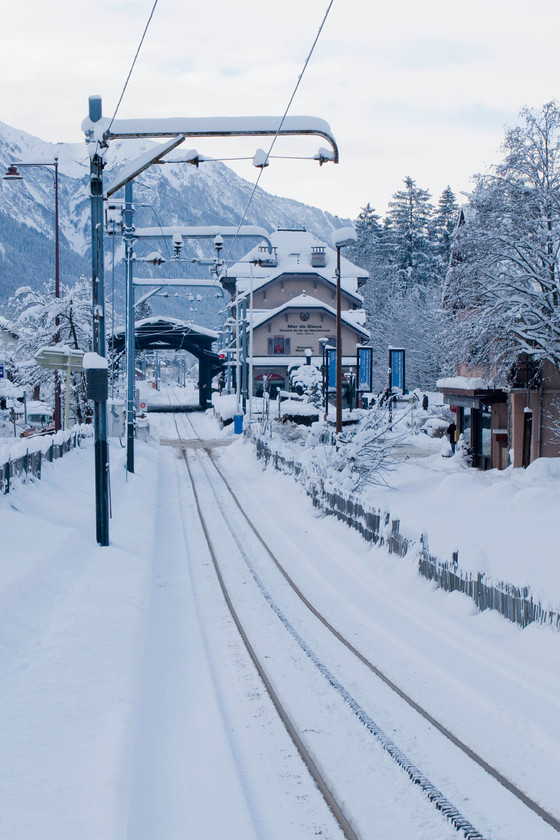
[{"left": 2, "top": 0, "right": 560, "bottom": 220}]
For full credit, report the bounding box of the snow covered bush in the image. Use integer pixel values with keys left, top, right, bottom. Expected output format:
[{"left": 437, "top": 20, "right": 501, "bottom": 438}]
[
  {"left": 269, "top": 405, "right": 404, "bottom": 491},
  {"left": 421, "top": 417, "right": 449, "bottom": 438},
  {"left": 331, "top": 405, "right": 403, "bottom": 490},
  {"left": 279, "top": 398, "right": 320, "bottom": 427},
  {"left": 289, "top": 363, "right": 323, "bottom": 409},
  {"left": 212, "top": 394, "right": 239, "bottom": 426}
]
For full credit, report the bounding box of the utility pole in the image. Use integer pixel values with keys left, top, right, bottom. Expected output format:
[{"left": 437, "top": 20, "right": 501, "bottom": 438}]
[
  {"left": 88, "top": 95, "right": 110, "bottom": 546},
  {"left": 241, "top": 298, "right": 248, "bottom": 411},
  {"left": 124, "top": 181, "right": 135, "bottom": 473},
  {"left": 335, "top": 244, "right": 343, "bottom": 435},
  {"left": 332, "top": 228, "right": 358, "bottom": 437}
]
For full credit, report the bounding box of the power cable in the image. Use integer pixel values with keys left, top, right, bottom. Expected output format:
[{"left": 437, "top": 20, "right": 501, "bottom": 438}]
[
  {"left": 107, "top": 0, "right": 160, "bottom": 136},
  {"left": 222, "top": 0, "right": 335, "bottom": 269}
]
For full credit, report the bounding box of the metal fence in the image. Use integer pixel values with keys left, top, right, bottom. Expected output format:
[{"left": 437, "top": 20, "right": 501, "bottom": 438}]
[
  {"left": 254, "top": 438, "right": 560, "bottom": 631},
  {"left": 1, "top": 432, "right": 87, "bottom": 495}
]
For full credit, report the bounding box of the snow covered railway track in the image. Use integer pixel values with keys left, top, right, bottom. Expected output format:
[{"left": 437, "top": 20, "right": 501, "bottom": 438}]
[
  {"left": 173, "top": 446, "right": 358, "bottom": 838},
  {"left": 168, "top": 412, "right": 472, "bottom": 838},
  {"left": 170, "top": 406, "right": 560, "bottom": 840},
  {"left": 203, "top": 449, "right": 560, "bottom": 837}
]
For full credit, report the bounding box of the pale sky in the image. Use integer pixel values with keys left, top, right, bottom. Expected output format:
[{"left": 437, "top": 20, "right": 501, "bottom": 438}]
[{"left": 2, "top": 0, "right": 560, "bottom": 220}]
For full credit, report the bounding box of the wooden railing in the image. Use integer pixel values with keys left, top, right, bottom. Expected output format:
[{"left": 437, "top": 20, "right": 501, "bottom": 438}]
[{"left": 254, "top": 438, "right": 559, "bottom": 631}]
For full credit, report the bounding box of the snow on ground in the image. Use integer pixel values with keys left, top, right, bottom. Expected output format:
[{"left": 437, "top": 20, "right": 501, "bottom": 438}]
[
  {"left": 0, "top": 436, "right": 159, "bottom": 840},
  {"left": 352, "top": 432, "right": 560, "bottom": 607},
  {"left": 211, "top": 424, "right": 560, "bottom": 824},
  {"left": 359, "top": 444, "right": 560, "bottom": 606},
  {"left": 258, "top": 400, "right": 560, "bottom": 609},
  {"left": 0, "top": 384, "right": 558, "bottom": 839}
]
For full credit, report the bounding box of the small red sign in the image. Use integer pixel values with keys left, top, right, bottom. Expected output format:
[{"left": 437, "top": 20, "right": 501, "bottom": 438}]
[{"left": 140, "top": 401, "right": 147, "bottom": 410}]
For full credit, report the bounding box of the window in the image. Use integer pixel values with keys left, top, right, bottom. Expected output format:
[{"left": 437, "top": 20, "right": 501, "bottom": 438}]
[{"left": 268, "top": 336, "right": 291, "bottom": 355}]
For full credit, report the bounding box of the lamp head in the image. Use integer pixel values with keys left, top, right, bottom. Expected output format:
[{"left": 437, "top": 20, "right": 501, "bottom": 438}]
[
  {"left": 3, "top": 164, "right": 23, "bottom": 181},
  {"left": 331, "top": 227, "right": 357, "bottom": 249}
]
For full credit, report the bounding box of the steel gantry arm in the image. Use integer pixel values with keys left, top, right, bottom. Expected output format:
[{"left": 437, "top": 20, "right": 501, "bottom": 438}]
[
  {"left": 82, "top": 109, "right": 339, "bottom": 165},
  {"left": 83, "top": 94, "right": 338, "bottom": 547},
  {"left": 131, "top": 225, "right": 273, "bottom": 253}
]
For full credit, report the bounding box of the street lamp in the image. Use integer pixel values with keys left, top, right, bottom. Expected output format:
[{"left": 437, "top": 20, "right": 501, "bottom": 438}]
[
  {"left": 331, "top": 227, "right": 357, "bottom": 435},
  {"left": 3, "top": 157, "right": 62, "bottom": 431}
]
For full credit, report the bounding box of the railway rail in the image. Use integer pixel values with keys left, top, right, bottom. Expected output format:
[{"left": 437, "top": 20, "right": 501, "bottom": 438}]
[{"left": 163, "top": 398, "right": 560, "bottom": 840}]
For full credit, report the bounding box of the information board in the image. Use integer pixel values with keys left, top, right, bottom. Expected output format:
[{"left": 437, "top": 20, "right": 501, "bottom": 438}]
[
  {"left": 357, "top": 347, "right": 372, "bottom": 392},
  {"left": 389, "top": 348, "right": 405, "bottom": 392},
  {"left": 326, "top": 348, "right": 337, "bottom": 392}
]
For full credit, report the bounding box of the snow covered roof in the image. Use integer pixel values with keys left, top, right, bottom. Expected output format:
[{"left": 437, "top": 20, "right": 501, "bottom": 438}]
[
  {"left": 228, "top": 229, "right": 368, "bottom": 297},
  {"left": 236, "top": 270, "right": 364, "bottom": 307},
  {"left": 436, "top": 376, "right": 498, "bottom": 392},
  {"left": 249, "top": 292, "right": 369, "bottom": 337},
  {"left": 113, "top": 316, "right": 218, "bottom": 340}
]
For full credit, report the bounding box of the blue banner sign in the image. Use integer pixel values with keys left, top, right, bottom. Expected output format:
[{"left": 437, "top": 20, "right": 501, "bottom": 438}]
[
  {"left": 357, "top": 346, "right": 372, "bottom": 392},
  {"left": 389, "top": 348, "right": 405, "bottom": 392},
  {"left": 326, "top": 348, "right": 337, "bottom": 392}
]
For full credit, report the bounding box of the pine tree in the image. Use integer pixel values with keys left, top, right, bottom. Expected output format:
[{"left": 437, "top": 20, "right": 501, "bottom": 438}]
[
  {"left": 352, "top": 180, "right": 455, "bottom": 390},
  {"left": 387, "top": 177, "right": 437, "bottom": 287},
  {"left": 135, "top": 298, "right": 153, "bottom": 320},
  {"left": 434, "top": 186, "right": 460, "bottom": 267},
  {"left": 347, "top": 203, "right": 383, "bottom": 274}
]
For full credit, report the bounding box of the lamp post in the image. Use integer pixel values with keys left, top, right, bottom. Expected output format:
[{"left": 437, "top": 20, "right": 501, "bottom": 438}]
[
  {"left": 331, "top": 228, "right": 357, "bottom": 435},
  {"left": 3, "top": 158, "right": 62, "bottom": 431}
]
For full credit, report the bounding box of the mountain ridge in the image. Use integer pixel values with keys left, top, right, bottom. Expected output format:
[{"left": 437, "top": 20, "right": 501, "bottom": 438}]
[{"left": 0, "top": 120, "right": 350, "bottom": 326}]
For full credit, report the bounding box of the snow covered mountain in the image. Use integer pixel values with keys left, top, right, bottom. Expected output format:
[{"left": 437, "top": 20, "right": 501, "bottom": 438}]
[{"left": 0, "top": 120, "right": 349, "bottom": 326}]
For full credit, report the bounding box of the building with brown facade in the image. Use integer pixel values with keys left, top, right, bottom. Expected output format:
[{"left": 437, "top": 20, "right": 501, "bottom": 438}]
[
  {"left": 438, "top": 358, "right": 560, "bottom": 470},
  {"left": 222, "top": 228, "right": 370, "bottom": 397}
]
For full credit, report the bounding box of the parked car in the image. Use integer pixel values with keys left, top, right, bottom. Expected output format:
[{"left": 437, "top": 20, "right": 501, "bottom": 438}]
[{"left": 20, "top": 402, "right": 55, "bottom": 437}]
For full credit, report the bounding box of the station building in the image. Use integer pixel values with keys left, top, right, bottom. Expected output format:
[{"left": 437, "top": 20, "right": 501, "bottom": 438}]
[{"left": 222, "top": 228, "right": 370, "bottom": 397}]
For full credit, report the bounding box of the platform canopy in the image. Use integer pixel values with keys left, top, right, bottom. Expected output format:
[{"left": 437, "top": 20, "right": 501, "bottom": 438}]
[{"left": 110, "top": 317, "right": 223, "bottom": 408}]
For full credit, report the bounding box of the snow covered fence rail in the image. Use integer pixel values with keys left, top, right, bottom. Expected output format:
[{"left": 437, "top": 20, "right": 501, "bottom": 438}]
[
  {"left": 0, "top": 427, "right": 92, "bottom": 495},
  {"left": 254, "top": 438, "right": 560, "bottom": 632},
  {"left": 417, "top": 540, "right": 560, "bottom": 630}
]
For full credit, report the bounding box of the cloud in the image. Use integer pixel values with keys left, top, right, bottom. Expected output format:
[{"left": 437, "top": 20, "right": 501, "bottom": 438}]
[
  {"left": 370, "top": 101, "right": 515, "bottom": 133},
  {"left": 390, "top": 37, "right": 490, "bottom": 70},
  {"left": 157, "top": 58, "right": 196, "bottom": 76}
]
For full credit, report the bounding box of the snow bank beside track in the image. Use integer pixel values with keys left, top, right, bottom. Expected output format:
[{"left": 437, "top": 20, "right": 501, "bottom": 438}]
[{"left": 0, "top": 437, "right": 159, "bottom": 840}]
